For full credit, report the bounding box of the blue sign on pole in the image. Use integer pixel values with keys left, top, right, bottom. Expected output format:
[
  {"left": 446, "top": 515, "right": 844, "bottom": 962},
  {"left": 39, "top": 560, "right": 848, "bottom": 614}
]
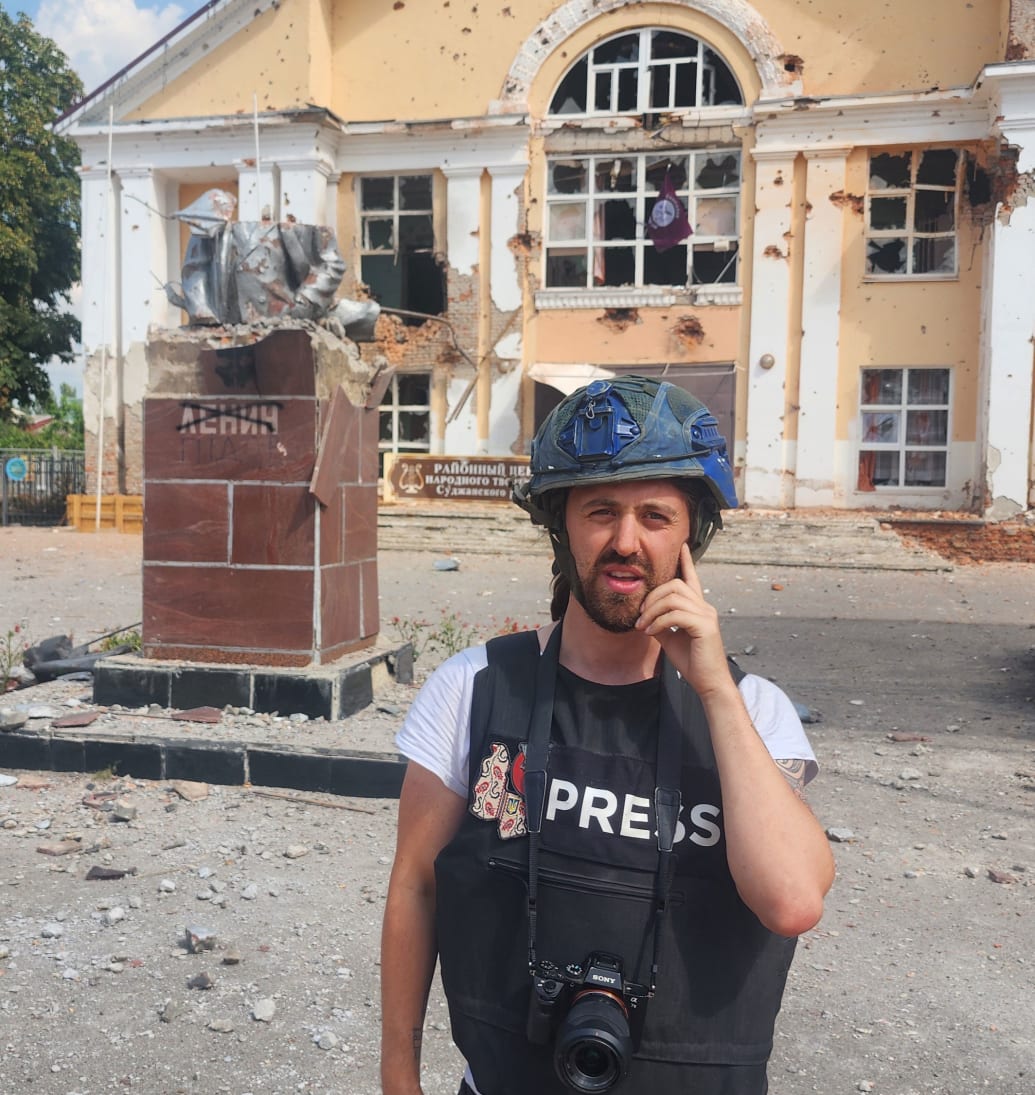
[{"left": 4, "top": 457, "right": 28, "bottom": 483}]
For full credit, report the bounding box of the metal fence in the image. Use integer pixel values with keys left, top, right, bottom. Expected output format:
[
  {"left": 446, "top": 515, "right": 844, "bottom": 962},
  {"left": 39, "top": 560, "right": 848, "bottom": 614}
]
[{"left": 1, "top": 449, "right": 86, "bottom": 527}]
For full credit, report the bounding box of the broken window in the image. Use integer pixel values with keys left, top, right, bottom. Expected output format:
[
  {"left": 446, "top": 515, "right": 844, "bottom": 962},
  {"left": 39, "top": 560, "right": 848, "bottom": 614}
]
[
  {"left": 378, "top": 372, "right": 432, "bottom": 476},
  {"left": 857, "top": 368, "right": 950, "bottom": 490},
  {"left": 548, "top": 28, "right": 742, "bottom": 116},
  {"left": 543, "top": 150, "right": 740, "bottom": 290},
  {"left": 359, "top": 175, "right": 444, "bottom": 321},
  {"left": 865, "top": 150, "right": 961, "bottom": 278}
]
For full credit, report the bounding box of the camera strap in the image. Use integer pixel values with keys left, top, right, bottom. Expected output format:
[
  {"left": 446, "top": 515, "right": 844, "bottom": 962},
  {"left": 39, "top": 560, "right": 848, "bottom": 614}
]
[
  {"left": 522, "top": 622, "right": 683, "bottom": 994},
  {"left": 523, "top": 622, "right": 561, "bottom": 970}
]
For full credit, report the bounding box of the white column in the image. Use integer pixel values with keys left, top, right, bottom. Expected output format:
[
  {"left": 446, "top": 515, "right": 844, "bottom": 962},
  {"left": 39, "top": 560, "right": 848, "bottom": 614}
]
[
  {"left": 235, "top": 159, "right": 279, "bottom": 222},
  {"left": 485, "top": 165, "right": 527, "bottom": 454},
  {"left": 744, "top": 150, "right": 796, "bottom": 508},
  {"left": 278, "top": 157, "right": 332, "bottom": 226},
  {"left": 980, "top": 65, "right": 1035, "bottom": 517},
  {"left": 795, "top": 149, "right": 850, "bottom": 507},
  {"left": 79, "top": 166, "right": 117, "bottom": 354},
  {"left": 487, "top": 165, "right": 526, "bottom": 314},
  {"left": 117, "top": 166, "right": 174, "bottom": 343},
  {"left": 984, "top": 190, "right": 1035, "bottom": 516},
  {"left": 442, "top": 165, "right": 483, "bottom": 276}
]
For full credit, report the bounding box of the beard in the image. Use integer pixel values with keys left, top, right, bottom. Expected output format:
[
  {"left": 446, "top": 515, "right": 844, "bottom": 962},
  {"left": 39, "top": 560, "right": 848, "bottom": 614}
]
[{"left": 578, "top": 550, "right": 662, "bottom": 633}]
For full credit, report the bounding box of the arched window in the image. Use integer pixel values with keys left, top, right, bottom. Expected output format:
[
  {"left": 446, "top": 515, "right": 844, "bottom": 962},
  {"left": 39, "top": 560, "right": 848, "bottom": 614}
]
[
  {"left": 549, "top": 28, "right": 742, "bottom": 116},
  {"left": 542, "top": 29, "right": 743, "bottom": 294}
]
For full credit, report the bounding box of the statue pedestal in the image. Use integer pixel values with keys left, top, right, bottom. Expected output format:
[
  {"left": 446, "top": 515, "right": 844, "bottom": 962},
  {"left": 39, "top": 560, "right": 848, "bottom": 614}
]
[{"left": 141, "top": 326, "right": 381, "bottom": 667}]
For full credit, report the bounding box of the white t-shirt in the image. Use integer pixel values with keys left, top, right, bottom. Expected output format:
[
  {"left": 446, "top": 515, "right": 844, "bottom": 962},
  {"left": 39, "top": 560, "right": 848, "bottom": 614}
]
[{"left": 396, "top": 638, "right": 818, "bottom": 796}]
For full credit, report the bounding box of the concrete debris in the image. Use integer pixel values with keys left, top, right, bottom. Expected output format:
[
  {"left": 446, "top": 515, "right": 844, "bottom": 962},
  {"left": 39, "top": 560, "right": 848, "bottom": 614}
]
[
  {"left": 188, "top": 971, "right": 215, "bottom": 990},
  {"left": 0, "top": 772, "right": 18, "bottom": 786},
  {"left": 0, "top": 708, "right": 28, "bottom": 732},
  {"left": 433, "top": 557, "right": 461, "bottom": 571},
  {"left": 283, "top": 844, "right": 309, "bottom": 859},
  {"left": 252, "top": 998, "right": 276, "bottom": 1022},
  {"left": 169, "top": 780, "right": 210, "bottom": 802},
  {"left": 36, "top": 840, "right": 80, "bottom": 857},
  {"left": 826, "top": 828, "right": 856, "bottom": 843},
  {"left": 185, "top": 926, "right": 217, "bottom": 953}
]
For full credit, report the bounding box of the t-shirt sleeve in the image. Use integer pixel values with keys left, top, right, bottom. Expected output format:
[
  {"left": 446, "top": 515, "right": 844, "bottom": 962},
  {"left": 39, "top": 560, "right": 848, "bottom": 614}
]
[
  {"left": 394, "top": 646, "right": 488, "bottom": 798},
  {"left": 738, "top": 673, "right": 819, "bottom": 785}
]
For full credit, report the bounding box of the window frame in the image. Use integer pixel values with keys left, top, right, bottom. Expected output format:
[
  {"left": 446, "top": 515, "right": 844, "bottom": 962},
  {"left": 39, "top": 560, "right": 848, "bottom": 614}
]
[
  {"left": 378, "top": 372, "right": 432, "bottom": 476},
  {"left": 857, "top": 366, "right": 952, "bottom": 491},
  {"left": 864, "top": 149, "right": 962, "bottom": 281},
  {"left": 548, "top": 27, "right": 743, "bottom": 118},
  {"left": 541, "top": 149, "right": 742, "bottom": 294}
]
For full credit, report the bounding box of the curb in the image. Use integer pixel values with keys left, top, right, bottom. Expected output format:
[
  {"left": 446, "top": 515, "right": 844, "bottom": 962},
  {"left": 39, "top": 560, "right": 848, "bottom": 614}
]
[{"left": 0, "top": 728, "right": 407, "bottom": 798}]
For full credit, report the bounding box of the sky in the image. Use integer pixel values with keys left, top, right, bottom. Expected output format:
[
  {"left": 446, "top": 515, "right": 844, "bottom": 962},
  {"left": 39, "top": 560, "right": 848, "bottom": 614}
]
[
  {"left": 2, "top": 0, "right": 190, "bottom": 97},
  {"left": 2, "top": 0, "right": 193, "bottom": 398}
]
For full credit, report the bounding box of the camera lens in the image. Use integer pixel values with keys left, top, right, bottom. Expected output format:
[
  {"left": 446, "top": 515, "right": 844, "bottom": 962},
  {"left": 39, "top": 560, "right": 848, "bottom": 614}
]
[{"left": 553, "top": 991, "right": 632, "bottom": 1093}]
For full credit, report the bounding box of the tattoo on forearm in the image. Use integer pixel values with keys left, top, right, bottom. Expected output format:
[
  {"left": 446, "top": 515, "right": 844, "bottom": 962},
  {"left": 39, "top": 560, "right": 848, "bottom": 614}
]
[
  {"left": 412, "top": 1027, "right": 423, "bottom": 1062},
  {"left": 775, "top": 758, "right": 807, "bottom": 797}
]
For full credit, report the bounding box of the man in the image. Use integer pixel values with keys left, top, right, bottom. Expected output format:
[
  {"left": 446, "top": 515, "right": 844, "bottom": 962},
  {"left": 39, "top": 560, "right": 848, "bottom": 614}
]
[{"left": 381, "top": 376, "right": 834, "bottom": 1095}]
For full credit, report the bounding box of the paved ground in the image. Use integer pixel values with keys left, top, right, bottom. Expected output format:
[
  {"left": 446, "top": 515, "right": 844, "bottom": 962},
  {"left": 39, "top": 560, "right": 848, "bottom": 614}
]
[{"left": 1, "top": 523, "right": 1034, "bottom": 1094}]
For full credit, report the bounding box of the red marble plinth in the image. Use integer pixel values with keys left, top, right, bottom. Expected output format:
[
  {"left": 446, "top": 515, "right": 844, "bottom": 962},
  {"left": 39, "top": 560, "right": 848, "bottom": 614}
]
[{"left": 142, "top": 328, "right": 379, "bottom": 666}]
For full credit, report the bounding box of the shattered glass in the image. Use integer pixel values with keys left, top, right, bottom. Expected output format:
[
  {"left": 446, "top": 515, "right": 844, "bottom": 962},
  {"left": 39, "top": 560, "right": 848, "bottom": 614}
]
[
  {"left": 594, "top": 199, "right": 636, "bottom": 242},
  {"left": 400, "top": 176, "right": 432, "bottom": 210},
  {"left": 869, "top": 153, "right": 911, "bottom": 190},
  {"left": 549, "top": 161, "right": 587, "bottom": 195},
  {"left": 550, "top": 62, "right": 587, "bottom": 114},
  {"left": 913, "top": 237, "right": 955, "bottom": 276},
  {"left": 647, "top": 156, "right": 688, "bottom": 191},
  {"left": 594, "top": 34, "right": 638, "bottom": 65},
  {"left": 862, "top": 411, "right": 899, "bottom": 443},
  {"left": 914, "top": 189, "right": 954, "bottom": 232},
  {"left": 866, "top": 238, "right": 907, "bottom": 276},
  {"left": 869, "top": 196, "right": 907, "bottom": 231},
  {"left": 365, "top": 219, "right": 394, "bottom": 251},
  {"left": 696, "top": 154, "right": 740, "bottom": 189},
  {"left": 862, "top": 369, "right": 903, "bottom": 405},
  {"left": 361, "top": 177, "right": 394, "bottom": 211},
  {"left": 916, "top": 149, "right": 958, "bottom": 187},
  {"left": 595, "top": 158, "right": 634, "bottom": 192},
  {"left": 692, "top": 244, "right": 738, "bottom": 284}
]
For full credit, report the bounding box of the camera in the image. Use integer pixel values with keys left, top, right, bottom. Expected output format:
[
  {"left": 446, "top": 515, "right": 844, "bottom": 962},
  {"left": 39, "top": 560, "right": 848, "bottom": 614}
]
[{"left": 526, "top": 952, "right": 647, "bottom": 1092}]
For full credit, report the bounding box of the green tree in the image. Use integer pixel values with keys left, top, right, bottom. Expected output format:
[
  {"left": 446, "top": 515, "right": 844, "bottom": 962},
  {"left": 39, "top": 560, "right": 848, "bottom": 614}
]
[{"left": 0, "top": 12, "right": 83, "bottom": 420}]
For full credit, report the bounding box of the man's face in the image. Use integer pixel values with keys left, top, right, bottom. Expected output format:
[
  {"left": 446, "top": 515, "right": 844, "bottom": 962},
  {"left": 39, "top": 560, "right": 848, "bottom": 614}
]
[{"left": 564, "top": 480, "right": 692, "bottom": 632}]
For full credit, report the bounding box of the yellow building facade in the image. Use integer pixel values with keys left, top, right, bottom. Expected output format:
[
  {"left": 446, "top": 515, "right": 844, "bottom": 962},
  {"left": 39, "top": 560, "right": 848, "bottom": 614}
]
[{"left": 61, "top": 0, "right": 1035, "bottom": 516}]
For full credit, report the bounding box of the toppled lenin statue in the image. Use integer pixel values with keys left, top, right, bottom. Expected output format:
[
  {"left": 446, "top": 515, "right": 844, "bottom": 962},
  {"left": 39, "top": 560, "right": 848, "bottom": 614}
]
[{"left": 165, "top": 189, "right": 380, "bottom": 341}]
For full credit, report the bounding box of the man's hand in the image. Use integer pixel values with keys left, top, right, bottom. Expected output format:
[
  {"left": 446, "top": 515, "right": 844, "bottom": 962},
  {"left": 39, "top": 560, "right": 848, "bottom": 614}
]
[{"left": 635, "top": 542, "right": 734, "bottom": 696}]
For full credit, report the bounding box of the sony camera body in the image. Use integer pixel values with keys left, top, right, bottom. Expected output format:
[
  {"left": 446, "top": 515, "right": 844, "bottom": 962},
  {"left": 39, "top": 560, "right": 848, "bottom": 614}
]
[{"left": 526, "top": 951, "right": 648, "bottom": 1092}]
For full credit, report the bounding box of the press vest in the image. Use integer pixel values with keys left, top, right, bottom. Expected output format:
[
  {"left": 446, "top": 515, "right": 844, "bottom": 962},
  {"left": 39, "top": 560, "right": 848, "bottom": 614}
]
[{"left": 434, "top": 629, "right": 797, "bottom": 1095}]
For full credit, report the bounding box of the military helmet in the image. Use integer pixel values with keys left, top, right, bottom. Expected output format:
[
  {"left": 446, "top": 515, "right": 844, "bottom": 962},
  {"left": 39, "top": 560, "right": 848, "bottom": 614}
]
[{"left": 513, "top": 374, "right": 737, "bottom": 560}]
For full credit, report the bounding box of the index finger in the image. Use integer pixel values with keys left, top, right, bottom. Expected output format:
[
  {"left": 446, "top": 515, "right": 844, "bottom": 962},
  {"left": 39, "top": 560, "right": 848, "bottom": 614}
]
[{"left": 679, "top": 541, "right": 704, "bottom": 594}]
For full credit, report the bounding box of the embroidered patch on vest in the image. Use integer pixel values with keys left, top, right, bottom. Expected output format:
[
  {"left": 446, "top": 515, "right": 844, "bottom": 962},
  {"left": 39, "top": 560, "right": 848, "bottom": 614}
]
[{"left": 471, "top": 741, "right": 527, "bottom": 840}]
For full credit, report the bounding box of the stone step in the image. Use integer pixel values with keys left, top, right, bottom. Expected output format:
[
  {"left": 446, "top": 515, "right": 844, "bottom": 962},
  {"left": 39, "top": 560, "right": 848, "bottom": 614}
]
[{"left": 376, "top": 505, "right": 951, "bottom": 571}]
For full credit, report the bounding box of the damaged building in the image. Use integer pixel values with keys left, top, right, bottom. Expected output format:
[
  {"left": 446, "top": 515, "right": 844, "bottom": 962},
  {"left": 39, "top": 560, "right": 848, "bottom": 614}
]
[{"left": 60, "top": 0, "right": 1035, "bottom": 517}]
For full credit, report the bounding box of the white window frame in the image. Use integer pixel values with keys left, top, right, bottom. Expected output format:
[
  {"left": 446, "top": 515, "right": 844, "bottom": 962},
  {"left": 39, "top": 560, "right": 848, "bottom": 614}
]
[
  {"left": 864, "top": 149, "right": 962, "bottom": 280},
  {"left": 378, "top": 373, "right": 432, "bottom": 471},
  {"left": 358, "top": 174, "right": 434, "bottom": 258},
  {"left": 541, "top": 149, "right": 741, "bottom": 294},
  {"left": 857, "top": 367, "right": 952, "bottom": 491},
  {"left": 548, "top": 28, "right": 743, "bottom": 117}
]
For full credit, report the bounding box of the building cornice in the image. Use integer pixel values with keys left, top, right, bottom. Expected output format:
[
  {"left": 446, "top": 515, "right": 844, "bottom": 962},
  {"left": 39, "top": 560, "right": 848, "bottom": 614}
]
[{"left": 752, "top": 87, "right": 991, "bottom": 153}]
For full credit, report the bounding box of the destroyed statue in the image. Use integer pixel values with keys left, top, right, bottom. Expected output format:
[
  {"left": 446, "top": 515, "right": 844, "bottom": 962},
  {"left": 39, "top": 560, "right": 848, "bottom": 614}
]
[{"left": 165, "top": 189, "right": 380, "bottom": 341}]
